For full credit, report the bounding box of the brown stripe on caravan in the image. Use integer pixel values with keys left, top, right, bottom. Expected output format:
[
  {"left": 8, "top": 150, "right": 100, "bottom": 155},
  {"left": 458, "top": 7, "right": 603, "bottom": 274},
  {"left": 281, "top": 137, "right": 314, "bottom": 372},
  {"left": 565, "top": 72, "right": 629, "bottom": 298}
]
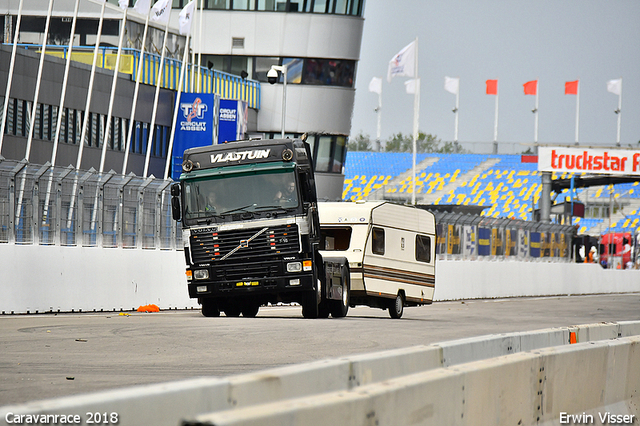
[{"left": 362, "top": 264, "right": 435, "bottom": 288}]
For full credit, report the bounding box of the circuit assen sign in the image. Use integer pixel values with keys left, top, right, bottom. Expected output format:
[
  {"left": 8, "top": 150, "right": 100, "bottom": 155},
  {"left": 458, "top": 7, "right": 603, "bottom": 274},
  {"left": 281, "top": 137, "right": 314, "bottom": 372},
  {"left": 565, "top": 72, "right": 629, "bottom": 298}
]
[{"left": 538, "top": 147, "right": 640, "bottom": 176}]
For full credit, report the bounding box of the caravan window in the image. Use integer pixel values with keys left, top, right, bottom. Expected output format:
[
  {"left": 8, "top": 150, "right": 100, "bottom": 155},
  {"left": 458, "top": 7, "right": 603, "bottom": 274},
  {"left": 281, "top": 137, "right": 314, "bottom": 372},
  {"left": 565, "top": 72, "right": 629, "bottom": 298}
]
[
  {"left": 372, "top": 227, "right": 385, "bottom": 255},
  {"left": 416, "top": 235, "right": 431, "bottom": 263},
  {"left": 320, "top": 227, "right": 352, "bottom": 250}
]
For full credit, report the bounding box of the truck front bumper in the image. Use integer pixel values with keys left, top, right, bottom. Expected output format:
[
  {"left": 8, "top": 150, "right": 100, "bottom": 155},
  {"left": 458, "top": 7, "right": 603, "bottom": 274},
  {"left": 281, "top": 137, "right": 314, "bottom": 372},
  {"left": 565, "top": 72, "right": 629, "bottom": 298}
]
[{"left": 187, "top": 274, "right": 315, "bottom": 299}]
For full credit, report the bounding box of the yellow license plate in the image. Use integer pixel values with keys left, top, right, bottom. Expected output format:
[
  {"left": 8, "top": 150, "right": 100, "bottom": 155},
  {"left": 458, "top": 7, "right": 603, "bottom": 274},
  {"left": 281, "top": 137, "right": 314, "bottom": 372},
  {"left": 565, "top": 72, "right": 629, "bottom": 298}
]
[{"left": 235, "top": 281, "right": 259, "bottom": 287}]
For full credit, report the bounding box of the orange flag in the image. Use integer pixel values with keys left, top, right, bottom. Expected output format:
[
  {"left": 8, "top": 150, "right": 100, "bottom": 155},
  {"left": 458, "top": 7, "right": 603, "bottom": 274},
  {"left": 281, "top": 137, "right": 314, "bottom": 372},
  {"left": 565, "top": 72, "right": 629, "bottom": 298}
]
[
  {"left": 486, "top": 79, "right": 498, "bottom": 95},
  {"left": 565, "top": 80, "right": 579, "bottom": 95},
  {"left": 523, "top": 80, "right": 538, "bottom": 95}
]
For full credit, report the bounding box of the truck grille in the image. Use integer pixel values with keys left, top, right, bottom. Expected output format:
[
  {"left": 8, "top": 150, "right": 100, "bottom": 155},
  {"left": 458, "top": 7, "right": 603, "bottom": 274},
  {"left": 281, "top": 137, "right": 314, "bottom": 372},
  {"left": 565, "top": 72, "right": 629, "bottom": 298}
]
[{"left": 190, "top": 224, "right": 300, "bottom": 264}]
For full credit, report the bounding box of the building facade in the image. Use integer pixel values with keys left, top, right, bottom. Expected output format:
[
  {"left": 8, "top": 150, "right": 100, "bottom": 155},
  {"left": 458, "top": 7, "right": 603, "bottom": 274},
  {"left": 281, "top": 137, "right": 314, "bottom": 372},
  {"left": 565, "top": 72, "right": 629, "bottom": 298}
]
[{"left": 1, "top": 0, "right": 365, "bottom": 198}]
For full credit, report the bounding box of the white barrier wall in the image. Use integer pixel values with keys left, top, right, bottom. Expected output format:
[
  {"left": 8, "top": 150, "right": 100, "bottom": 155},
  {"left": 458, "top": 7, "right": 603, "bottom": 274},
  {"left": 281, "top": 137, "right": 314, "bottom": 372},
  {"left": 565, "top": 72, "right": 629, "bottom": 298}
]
[
  {"left": 434, "top": 259, "right": 640, "bottom": 300},
  {"left": 1, "top": 246, "right": 639, "bottom": 314},
  {"left": 2, "top": 322, "right": 639, "bottom": 426},
  {"left": 0, "top": 245, "right": 198, "bottom": 314}
]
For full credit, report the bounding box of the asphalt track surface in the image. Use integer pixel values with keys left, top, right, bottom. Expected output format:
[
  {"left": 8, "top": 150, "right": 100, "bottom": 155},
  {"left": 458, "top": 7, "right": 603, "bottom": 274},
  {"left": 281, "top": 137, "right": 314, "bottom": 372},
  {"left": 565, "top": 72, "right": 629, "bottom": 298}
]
[{"left": 1, "top": 293, "right": 639, "bottom": 406}]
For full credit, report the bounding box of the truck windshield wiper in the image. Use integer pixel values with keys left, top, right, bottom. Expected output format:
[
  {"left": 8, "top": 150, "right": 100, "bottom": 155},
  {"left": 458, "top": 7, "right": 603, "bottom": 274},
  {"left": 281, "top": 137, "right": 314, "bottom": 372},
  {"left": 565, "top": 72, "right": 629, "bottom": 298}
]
[
  {"left": 253, "top": 205, "right": 293, "bottom": 211},
  {"left": 219, "top": 203, "right": 256, "bottom": 215}
]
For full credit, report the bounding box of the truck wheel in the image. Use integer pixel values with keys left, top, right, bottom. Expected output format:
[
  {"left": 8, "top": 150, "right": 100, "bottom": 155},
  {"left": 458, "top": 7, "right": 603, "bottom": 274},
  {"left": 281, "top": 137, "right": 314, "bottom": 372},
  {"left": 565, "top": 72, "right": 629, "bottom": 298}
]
[
  {"left": 201, "top": 299, "right": 220, "bottom": 317},
  {"left": 241, "top": 302, "right": 260, "bottom": 318},
  {"left": 223, "top": 300, "right": 242, "bottom": 317},
  {"left": 301, "top": 290, "right": 319, "bottom": 319},
  {"left": 389, "top": 293, "right": 404, "bottom": 319},
  {"left": 318, "top": 302, "right": 330, "bottom": 318},
  {"left": 330, "top": 270, "right": 350, "bottom": 318}
]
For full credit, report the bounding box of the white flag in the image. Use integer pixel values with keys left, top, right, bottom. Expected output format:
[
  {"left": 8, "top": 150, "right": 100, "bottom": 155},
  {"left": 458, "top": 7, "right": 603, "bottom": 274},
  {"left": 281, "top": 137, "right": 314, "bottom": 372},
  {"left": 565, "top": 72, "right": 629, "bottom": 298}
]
[
  {"left": 607, "top": 78, "right": 622, "bottom": 96},
  {"left": 179, "top": 1, "right": 196, "bottom": 36},
  {"left": 387, "top": 40, "right": 416, "bottom": 82},
  {"left": 404, "top": 78, "right": 419, "bottom": 95},
  {"left": 368, "top": 76, "right": 382, "bottom": 95},
  {"left": 118, "top": 0, "right": 129, "bottom": 9},
  {"left": 133, "top": 0, "right": 151, "bottom": 14},
  {"left": 444, "top": 76, "right": 459, "bottom": 95},
  {"left": 150, "top": 0, "right": 171, "bottom": 23}
]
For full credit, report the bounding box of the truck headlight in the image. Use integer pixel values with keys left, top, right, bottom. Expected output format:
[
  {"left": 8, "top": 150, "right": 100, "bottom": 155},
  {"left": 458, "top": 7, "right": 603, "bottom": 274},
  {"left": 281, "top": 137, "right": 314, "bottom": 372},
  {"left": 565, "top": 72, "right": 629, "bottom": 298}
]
[
  {"left": 194, "top": 269, "right": 209, "bottom": 280},
  {"left": 286, "top": 262, "right": 302, "bottom": 273}
]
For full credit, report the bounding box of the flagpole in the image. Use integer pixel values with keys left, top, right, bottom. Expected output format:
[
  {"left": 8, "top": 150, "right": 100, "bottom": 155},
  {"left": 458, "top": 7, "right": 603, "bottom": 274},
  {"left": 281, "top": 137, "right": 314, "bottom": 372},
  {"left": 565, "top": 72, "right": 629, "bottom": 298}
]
[
  {"left": 189, "top": 3, "right": 197, "bottom": 91},
  {"left": 43, "top": 0, "right": 81, "bottom": 226},
  {"left": 122, "top": 4, "right": 151, "bottom": 175},
  {"left": 493, "top": 83, "right": 499, "bottom": 154},
  {"left": 411, "top": 37, "right": 419, "bottom": 206},
  {"left": 196, "top": 0, "right": 204, "bottom": 92},
  {"left": 164, "top": 34, "right": 191, "bottom": 180},
  {"left": 533, "top": 81, "right": 539, "bottom": 154},
  {"left": 143, "top": 16, "right": 172, "bottom": 178},
  {"left": 574, "top": 80, "right": 580, "bottom": 145},
  {"left": 24, "top": 0, "right": 55, "bottom": 161},
  {"left": 100, "top": 6, "right": 129, "bottom": 173},
  {"left": 454, "top": 82, "right": 459, "bottom": 143},
  {"left": 0, "top": 0, "right": 24, "bottom": 154},
  {"left": 76, "top": 0, "right": 107, "bottom": 170},
  {"left": 15, "top": 0, "right": 54, "bottom": 233},
  {"left": 376, "top": 90, "right": 382, "bottom": 152},
  {"left": 616, "top": 77, "right": 622, "bottom": 147},
  {"left": 66, "top": 0, "right": 107, "bottom": 233}
]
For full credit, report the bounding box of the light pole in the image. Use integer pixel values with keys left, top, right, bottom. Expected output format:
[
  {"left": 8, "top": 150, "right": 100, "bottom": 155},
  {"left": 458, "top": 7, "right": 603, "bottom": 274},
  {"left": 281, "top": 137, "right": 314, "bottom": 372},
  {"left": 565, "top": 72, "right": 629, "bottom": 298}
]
[{"left": 268, "top": 64, "right": 288, "bottom": 138}]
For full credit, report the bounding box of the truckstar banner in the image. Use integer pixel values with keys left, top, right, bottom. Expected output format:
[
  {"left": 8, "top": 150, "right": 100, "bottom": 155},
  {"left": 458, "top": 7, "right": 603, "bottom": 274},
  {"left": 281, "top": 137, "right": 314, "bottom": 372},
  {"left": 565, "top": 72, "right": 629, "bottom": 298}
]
[
  {"left": 538, "top": 147, "right": 640, "bottom": 176},
  {"left": 171, "top": 93, "right": 215, "bottom": 180}
]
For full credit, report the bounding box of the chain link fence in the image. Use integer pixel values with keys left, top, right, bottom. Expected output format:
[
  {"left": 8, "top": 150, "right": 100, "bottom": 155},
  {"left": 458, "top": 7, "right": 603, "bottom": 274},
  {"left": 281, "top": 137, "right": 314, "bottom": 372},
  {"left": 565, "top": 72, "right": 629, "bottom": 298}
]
[
  {"left": 0, "top": 158, "right": 181, "bottom": 249},
  {"left": 431, "top": 210, "right": 576, "bottom": 262}
]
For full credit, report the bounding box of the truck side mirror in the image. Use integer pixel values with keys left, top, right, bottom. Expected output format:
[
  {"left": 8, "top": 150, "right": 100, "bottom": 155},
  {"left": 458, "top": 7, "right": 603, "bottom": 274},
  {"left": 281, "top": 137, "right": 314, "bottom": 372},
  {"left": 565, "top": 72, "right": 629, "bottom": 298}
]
[
  {"left": 171, "top": 183, "right": 181, "bottom": 196},
  {"left": 171, "top": 196, "right": 181, "bottom": 221}
]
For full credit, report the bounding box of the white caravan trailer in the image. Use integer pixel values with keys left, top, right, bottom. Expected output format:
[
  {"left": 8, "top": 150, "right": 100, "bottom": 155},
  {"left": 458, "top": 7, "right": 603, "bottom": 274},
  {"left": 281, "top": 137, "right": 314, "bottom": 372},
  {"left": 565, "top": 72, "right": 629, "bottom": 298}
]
[{"left": 318, "top": 201, "right": 436, "bottom": 318}]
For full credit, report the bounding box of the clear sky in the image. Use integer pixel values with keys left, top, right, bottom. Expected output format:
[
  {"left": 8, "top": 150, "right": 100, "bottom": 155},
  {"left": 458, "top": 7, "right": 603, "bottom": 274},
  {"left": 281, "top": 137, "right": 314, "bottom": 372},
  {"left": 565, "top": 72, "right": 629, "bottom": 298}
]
[{"left": 350, "top": 1, "right": 640, "bottom": 154}]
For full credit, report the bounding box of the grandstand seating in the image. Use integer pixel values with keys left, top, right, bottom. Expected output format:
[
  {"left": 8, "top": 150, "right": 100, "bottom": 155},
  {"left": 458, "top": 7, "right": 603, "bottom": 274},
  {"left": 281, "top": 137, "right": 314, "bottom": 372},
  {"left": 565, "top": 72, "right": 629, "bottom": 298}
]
[{"left": 342, "top": 151, "right": 640, "bottom": 235}]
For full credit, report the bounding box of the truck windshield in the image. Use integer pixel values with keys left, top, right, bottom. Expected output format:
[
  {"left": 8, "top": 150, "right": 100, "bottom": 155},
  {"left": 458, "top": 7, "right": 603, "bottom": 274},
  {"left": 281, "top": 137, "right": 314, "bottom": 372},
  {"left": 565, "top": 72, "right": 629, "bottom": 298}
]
[{"left": 182, "top": 168, "right": 300, "bottom": 225}]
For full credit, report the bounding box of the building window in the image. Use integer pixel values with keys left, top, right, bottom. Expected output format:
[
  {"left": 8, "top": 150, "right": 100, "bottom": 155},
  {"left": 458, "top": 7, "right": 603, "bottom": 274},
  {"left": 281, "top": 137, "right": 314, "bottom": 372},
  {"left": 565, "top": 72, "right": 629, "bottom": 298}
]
[
  {"left": 371, "top": 227, "right": 385, "bottom": 255},
  {"left": 416, "top": 235, "right": 431, "bottom": 263},
  {"left": 172, "top": 0, "right": 363, "bottom": 16}
]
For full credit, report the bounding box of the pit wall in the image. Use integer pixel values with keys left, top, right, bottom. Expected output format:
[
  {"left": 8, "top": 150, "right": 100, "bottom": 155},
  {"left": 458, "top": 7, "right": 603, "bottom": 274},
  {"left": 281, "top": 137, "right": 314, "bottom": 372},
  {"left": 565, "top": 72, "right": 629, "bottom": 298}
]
[
  {"left": 2, "top": 321, "right": 639, "bottom": 426},
  {"left": 1, "top": 246, "right": 639, "bottom": 314}
]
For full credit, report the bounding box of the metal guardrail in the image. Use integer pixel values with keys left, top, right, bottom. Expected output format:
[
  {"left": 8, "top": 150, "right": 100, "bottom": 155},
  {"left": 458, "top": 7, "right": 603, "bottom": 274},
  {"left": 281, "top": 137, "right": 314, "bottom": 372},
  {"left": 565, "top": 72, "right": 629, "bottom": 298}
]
[
  {"left": 0, "top": 158, "right": 181, "bottom": 249},
  {"left": 431, "top": 210, "right": 576, "bottom": 261},
  {"left": 6, "top": 44, "right": 261, "bottom": 110}
]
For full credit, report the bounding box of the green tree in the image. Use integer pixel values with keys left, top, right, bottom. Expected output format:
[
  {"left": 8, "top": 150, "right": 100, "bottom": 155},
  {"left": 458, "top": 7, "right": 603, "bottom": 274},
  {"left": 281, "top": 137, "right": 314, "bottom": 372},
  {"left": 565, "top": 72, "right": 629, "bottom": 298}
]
[
  {"left": 347, "top": 133, "right": 373, "bottom": 152},
  {"left": 384, "top": 132, "right": 467, "bottom": 153}
]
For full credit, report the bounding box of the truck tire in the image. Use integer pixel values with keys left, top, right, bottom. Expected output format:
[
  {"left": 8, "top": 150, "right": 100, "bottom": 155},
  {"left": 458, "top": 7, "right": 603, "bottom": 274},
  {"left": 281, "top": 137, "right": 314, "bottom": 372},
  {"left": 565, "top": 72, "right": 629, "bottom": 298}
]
[
  {"left": 223, "top": 300, "right": 242, "bottom": 317},
  {"left": 389, "top": 293, "right": 404, "bottom": 319},
  {"left": 330, "top": 269, "right": 350, "bottom": 318},
  {"left": 301, "top": 290, "right": 319, "bottom": 319},
  {"left": 241, "top": 301, "right": 260, "bottom": 318},
  {"left": 201, "top": 299, "right": 220, "bottom": 317}
]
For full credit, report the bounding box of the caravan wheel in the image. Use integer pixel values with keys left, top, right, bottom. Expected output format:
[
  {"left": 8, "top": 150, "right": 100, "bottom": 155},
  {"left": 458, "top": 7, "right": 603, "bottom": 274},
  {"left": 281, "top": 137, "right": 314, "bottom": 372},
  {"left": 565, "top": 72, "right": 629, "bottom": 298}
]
[{"left": 389, "top": 293, "right": 404, "bottom": 319}]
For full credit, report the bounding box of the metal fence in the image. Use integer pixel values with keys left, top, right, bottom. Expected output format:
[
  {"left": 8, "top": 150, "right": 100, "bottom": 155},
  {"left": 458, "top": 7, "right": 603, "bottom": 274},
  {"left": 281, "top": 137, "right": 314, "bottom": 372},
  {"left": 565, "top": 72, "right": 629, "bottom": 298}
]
[
  {"left": 431, "top": 211, "right": 576, "bottom": 262},
  {"left": 0, "top": 158, "right": 182, "bottom": 249}
]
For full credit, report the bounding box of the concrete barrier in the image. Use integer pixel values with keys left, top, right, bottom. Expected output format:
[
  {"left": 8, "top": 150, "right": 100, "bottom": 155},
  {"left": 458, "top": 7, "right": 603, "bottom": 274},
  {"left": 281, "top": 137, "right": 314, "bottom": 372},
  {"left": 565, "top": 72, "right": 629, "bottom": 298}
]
[
  {"left": 2, "top": 321, "right": 639, "bottom": 426},
  {"left": 0, "top": 245, "right": 198, "bottom": 314},
  {"left": 185, "top": 336, "right": 640, "bottom": 426},
  {"left": 434, "top": 259, "right": 640, "bottom": 301},
  {"left": 2, "top": 245, "right": 639, "bottom": 314}
]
